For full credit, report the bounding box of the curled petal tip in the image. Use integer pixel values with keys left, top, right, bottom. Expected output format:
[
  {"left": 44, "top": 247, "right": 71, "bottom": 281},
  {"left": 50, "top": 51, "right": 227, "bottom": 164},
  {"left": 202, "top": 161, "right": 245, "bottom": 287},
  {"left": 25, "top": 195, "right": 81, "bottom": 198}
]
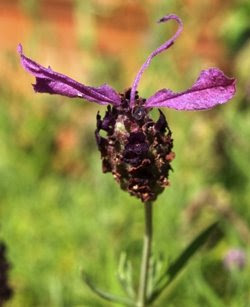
[
  {"left": 157, "top": 17, "right": 165, "bottom": 23},
  {"left": 157, "top": 14, "right": 183, "bottom": 25},
  {"left": 17, "top": 43, "right": 23, "bottom": 55}
]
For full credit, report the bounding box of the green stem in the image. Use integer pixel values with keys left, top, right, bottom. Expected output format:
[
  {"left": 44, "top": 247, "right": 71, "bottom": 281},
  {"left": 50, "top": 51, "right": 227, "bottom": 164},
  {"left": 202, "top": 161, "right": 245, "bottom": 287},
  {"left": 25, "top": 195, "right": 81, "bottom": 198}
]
[{"left": 137, "top": 202, "right": 153, "bottom": 307}]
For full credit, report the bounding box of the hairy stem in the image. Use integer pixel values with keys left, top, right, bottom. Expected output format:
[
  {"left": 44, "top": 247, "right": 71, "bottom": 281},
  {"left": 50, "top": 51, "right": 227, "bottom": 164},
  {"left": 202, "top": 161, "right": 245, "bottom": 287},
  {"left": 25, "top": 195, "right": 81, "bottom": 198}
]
[{"left": 137, "top": 202, "right": 153, "bottom": 307}]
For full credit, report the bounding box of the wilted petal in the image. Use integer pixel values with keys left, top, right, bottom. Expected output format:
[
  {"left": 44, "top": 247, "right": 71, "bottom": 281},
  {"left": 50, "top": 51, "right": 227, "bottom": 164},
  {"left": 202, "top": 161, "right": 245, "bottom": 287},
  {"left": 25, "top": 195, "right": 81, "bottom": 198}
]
[
  {"left": 18, "top": 44, "right": 121, "bottom": 105},
  {"left": 145, "top": 68, "right": 236, "bottom": 110}
]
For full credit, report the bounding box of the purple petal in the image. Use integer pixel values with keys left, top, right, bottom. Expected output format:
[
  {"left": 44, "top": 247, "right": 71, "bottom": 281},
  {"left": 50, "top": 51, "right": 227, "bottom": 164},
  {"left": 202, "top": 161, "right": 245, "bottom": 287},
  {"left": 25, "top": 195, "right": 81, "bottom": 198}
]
[
  {"left": 18, "top": 44, "right": 121, "bottom": 106},
  {"left": 130, "top": 14, "right": 183, "bottom": 106},
  {"left": 145, "top": 68, "right": 236, "bottom": 110}
]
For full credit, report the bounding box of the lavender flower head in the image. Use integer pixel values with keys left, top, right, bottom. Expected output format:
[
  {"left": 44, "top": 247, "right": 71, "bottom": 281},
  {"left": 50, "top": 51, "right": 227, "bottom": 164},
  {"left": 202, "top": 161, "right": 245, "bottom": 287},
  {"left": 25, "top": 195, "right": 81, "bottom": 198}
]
[{"left": 18, "top": 14, "right": 236, "bottom": 202}]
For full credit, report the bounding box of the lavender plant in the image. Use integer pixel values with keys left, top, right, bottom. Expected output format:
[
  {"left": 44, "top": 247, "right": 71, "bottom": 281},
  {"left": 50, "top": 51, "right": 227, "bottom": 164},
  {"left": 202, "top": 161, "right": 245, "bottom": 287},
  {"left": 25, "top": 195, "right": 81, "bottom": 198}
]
[{"left": 19, "top": 14, "right": 235, "bottom": 307}]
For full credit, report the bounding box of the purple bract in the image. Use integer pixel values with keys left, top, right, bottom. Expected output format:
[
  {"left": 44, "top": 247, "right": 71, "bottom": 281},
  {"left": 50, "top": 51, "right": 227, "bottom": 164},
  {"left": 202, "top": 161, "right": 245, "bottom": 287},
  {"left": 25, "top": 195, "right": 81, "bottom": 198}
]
[{"left": 18, "top": 14, "right": 236, "bottom": 111}]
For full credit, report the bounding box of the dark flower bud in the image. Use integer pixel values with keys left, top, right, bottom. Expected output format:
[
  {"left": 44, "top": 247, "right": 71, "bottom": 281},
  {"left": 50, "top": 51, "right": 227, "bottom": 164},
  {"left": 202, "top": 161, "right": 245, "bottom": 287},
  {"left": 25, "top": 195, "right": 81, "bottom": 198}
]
[
  {"left": 95, "top": 89, "right": 174, "bottom": 202},
  {"left": 0, "top": 242, "right": 13, "bottom": 305}
]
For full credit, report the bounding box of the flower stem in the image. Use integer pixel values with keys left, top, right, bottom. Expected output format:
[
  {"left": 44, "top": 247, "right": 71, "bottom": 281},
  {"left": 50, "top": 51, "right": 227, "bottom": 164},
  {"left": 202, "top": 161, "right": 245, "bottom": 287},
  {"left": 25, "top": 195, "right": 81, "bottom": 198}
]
[{"left": 137, "top": 202, "right": 153, "bottom": 307}]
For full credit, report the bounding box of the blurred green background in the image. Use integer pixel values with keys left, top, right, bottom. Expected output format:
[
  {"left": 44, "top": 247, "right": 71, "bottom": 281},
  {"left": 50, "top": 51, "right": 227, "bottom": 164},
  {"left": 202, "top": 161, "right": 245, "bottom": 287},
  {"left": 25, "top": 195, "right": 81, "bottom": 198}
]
[{"left": 0, "top": 0, "right": 250, "bottom": 306}]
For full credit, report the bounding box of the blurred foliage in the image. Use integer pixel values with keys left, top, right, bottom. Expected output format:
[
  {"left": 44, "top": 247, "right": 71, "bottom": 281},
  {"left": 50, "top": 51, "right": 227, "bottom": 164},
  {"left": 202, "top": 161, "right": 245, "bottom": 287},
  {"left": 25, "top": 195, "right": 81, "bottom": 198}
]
[
  {"left": 0, "top": 0, "right": 250, "bottom": 306},
  {"left": 221, "top": 0, "right": 250, "bottom": 53},
  {"left": 20, "top": 0, "right": 39, "bottom": 16}
]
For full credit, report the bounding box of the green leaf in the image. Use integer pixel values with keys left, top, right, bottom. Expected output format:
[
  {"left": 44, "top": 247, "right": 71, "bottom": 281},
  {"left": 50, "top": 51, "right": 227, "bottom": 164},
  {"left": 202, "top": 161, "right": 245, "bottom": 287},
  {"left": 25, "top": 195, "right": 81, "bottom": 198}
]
[
  {"left": 82, "top": 271, "right": 135, "bottom": 306},
  {"left": 148, "top": 222, "right": 220, "bottom": 304},
  {"left": 117, "top": 252, "right": 135, "bottom": 299},
  {"left": 147, "top": 254, "right": 164, "bottom": 298}
]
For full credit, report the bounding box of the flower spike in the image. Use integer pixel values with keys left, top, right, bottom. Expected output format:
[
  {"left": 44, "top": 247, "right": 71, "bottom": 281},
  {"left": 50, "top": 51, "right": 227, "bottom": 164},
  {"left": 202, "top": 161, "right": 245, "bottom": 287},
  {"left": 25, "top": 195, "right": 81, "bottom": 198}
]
[
  {"left": 18, "top": 44, "right": 121, "bottom": 106},
  {"left": 130, "top": 14, "right": 183, "bottom": 106}
]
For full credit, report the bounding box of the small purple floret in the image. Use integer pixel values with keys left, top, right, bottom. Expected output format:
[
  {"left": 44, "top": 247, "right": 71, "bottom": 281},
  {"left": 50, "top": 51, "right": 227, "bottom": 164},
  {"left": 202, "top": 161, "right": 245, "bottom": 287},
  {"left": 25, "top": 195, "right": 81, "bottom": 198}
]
[{"left": 223, "top": 248, "right": 246, "bottom": 271}]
